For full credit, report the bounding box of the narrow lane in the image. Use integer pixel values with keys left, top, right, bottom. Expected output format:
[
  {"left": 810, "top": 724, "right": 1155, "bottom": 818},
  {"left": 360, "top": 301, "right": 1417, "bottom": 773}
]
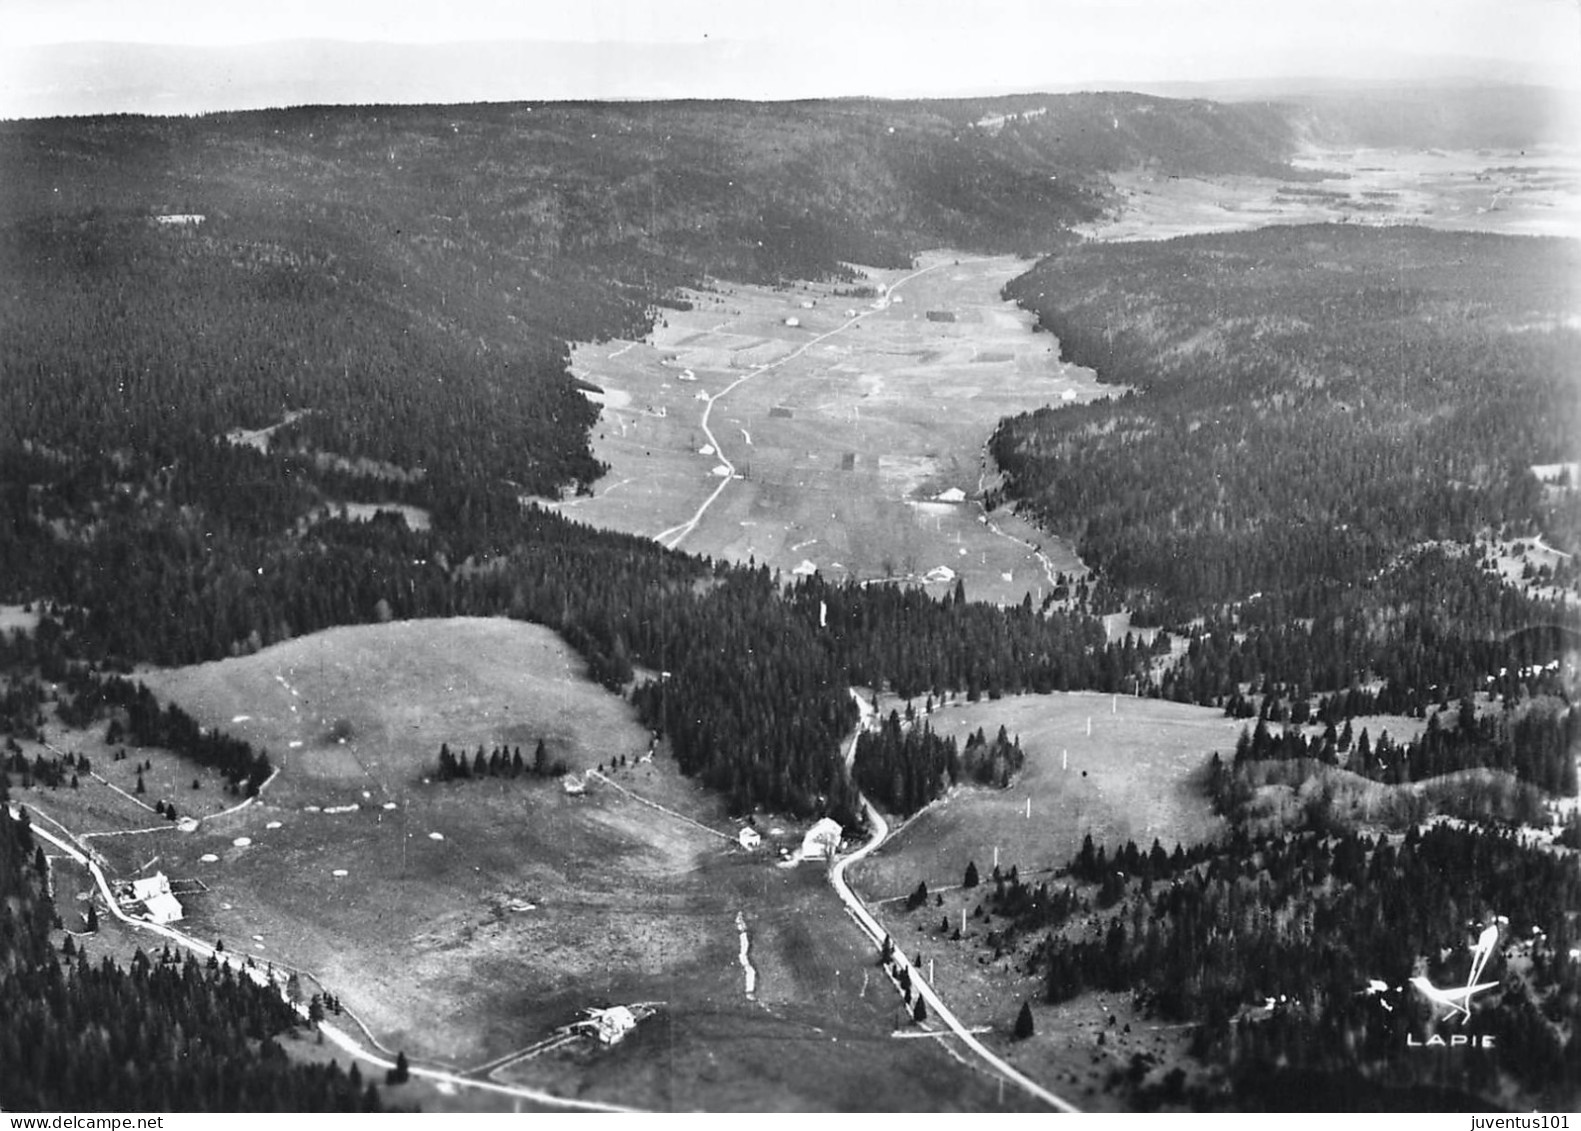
[
  {"left": 828, "top": 693, "right": 1083, "bottom": 1113},
  {"left": 656, "top": 257, "right": 980, "bottom": 550}
]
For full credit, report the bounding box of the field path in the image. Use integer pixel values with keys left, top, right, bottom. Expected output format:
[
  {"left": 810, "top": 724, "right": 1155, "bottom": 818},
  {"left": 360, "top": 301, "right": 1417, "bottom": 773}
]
[
  {"left": 584, "top": 768, "right": 735, "bottom": 843},
  {"left": 654, "top": 258, "right": 980, "bottom": 550},
  {"left": 827, "top": 693, "right": 1083, "bottom": 1114},
  {"left": 14, "top": 802, "right": 644, "bottom": 1113}
]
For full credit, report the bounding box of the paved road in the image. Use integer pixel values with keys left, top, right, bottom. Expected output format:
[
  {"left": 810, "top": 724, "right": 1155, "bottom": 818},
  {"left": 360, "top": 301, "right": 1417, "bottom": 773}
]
[{"left": 828, "top": 695, "right": 1083, "bottom": 1114}]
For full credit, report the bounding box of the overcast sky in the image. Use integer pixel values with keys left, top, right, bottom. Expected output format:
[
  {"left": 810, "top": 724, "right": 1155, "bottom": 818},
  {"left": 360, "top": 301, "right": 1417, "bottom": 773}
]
[{"left": 4, "top": 0, "right": 1579, "bottom": 116}]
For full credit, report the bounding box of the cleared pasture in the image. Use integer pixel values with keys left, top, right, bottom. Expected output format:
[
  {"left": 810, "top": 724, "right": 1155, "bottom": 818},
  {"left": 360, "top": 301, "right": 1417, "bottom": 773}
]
[
  {"left": 845, "top": 690, "right": 1245, "bottom": 1108},
  {"left": 852, "top": 690, "right": 1239, "bottom": 904},
  {"left": 96, "top": 618, "right": 1013, "bottom": 1110},
  {"left": 552, "top": 253, "right": 1104, "bottom": 606}
]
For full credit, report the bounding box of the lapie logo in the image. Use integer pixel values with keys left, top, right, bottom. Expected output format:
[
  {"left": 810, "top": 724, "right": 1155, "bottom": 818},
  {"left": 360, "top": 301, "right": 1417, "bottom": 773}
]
[{"left": 1406, "top": 923, "right": 1500, "bottom": 1049}]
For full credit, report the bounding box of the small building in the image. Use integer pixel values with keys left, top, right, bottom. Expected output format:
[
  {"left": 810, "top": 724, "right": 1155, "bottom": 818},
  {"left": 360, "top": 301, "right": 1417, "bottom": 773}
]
[
  {"left": 131, "top": 873, "right": 183, "bottom": 924},
  {"left": 738, "top": 827, "right": 762, "bottom": 850},
  {"left": 784, "top": 316, "right": 801, "bottom": 327},
  {"left": 562, "top": 774, "right": 587, "bottom": 795},
  {"left": 586, "top": 1006, "right": 637, "bottom": 1045},
  {"left": 933, "top": 487, "right": 967, "bottom": 504},
  {"left": 801, "top": 818, "right": 842, "bottom": 861}
]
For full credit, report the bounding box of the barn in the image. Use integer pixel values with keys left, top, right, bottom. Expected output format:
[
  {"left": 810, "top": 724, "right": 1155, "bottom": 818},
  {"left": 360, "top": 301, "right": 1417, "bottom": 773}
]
[
  {"left": 131, "top": 873, "right": 184, "bottom": 925},
  {"left": 801, "top": 818, "right": 842, "bottom": 860}
]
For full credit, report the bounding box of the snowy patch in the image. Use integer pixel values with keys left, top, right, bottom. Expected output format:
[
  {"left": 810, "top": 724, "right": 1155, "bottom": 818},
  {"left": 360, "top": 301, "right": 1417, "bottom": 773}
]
[
  {"left": 429, "top": 831, "right": 445, "bottom": 841},
  {"left": 232, "top": 837, "right": 252, "bottom": 848},
  {"left": 200, "top": 854, "right": 219, "bottom": 863},
  {"left": 266, "top": 821, "right": 282, "bottom": 830}
]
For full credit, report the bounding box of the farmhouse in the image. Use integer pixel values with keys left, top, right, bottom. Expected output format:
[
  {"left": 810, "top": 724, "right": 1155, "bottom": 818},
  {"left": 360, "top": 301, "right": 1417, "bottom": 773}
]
[
  {"left": 801, "top": 818, "right": 842, "bottom": 860},
  {"left": 585, "top": 1005, "right": 637, "bottom": 1045},
  {"left": 933, "top": 487, "right": 967, "bottom": 503},
  {"left": 131, "top": 873, "right": 184, "bottom": 925},
  {"left": 738, "top": 827, "right": 762, "bottom": 850}
]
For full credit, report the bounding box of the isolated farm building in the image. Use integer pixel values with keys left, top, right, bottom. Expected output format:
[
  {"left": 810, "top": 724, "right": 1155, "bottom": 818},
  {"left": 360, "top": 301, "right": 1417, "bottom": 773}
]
[
  {"left": 933, "top": 487, "right": 967, "bottom": 503},
  {"left": 131, "top": 873, "right": 183, "bottom": 924},
  {"left": 562, "top": 773, "right": 587, "bottom": 795},
  {"left": 586, "top": 1006, "right": 637, "bottom": 1045},
  {"left": 924, "top": 565, "right": 958, "bottom": 585},
  {"left": 738, "top": 827, "right": 762, "bottom": 850},
  {"left": 783, "top": 316, "right": 801, "bottom": 327},
  {"left": 801, "top": 818, "right": 842, "bottom": 860}
]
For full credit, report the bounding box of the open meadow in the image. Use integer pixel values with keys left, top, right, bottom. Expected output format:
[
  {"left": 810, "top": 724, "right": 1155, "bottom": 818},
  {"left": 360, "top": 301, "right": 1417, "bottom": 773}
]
[
  {"left": 1077, "top": 145, "right": 1581, "bottom": 242},
  {"left": 840, "top": 691, "right": 1251, "bottom": 1108},
  {"left": 855, "top": 691, "right": 1239, "bottom": 899},
  {"left": 551, "top": 253, "right": 1105, "bottom": 606},
  {"left": 15, "top": 618, "right": 1024, "bottom": 1111}
]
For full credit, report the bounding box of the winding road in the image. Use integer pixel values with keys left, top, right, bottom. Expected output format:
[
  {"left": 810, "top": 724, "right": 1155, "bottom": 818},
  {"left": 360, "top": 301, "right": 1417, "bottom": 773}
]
[{"left": 828, "top": 693, "right": 1083, "bottom": 1113}]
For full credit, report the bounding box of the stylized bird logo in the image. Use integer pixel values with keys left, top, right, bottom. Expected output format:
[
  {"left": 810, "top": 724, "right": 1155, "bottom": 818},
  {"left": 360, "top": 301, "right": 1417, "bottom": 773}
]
[{"left": 1410, "top": 923, "right": 1501, "bottom": 1023}]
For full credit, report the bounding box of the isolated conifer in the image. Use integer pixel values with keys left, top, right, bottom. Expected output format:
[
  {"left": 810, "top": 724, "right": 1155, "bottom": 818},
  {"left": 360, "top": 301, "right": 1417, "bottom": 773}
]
[
  {"left": 1015, "top": 1000, "right": 1035, "bottom": 1039},
  {"left": 964, "top": 860, "right": 980, "bottom": 888}
]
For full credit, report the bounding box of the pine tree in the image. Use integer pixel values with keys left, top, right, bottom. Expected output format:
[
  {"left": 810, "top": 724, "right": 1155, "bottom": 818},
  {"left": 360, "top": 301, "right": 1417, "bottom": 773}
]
[
  {"left": 1015, "top": 1000, "right": 1035, "bottom": 1039},
  {"left": 386, "top": 1051, "right": 410, "bottom": 1085},
  {"left": 964, "top": 860, "right": 980, "bottom": 888}
]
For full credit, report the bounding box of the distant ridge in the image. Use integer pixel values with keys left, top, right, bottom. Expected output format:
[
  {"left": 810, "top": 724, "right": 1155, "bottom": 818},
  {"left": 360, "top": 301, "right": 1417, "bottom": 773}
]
[{"left": 7, "top": 37, "right": 1581, "bottom": 130}]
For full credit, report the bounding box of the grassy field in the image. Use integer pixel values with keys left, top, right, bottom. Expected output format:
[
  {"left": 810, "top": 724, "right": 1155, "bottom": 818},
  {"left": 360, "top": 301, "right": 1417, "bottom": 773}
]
[
  {"left": 854, "top": 691, "right": 1238, "bottom": 901},
  {"left": 551, "top": 253, "right": 1105, "bottom": 606},
  {"left": 1078, "top": 146, "right": 1581, "bottom": 243},
  {"left": 14, "top": 617, "right": 1023, "bottom": 1111},
  {"left": 842, "top": 690, "right": 1248, "bottom": 1109}
]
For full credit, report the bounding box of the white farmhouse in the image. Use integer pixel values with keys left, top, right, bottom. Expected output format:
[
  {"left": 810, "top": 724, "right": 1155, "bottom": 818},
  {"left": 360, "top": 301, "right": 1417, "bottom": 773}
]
[
  {"left": 131, "top": 873, "right": 183, "bottom": 925},
  {"left": 801, "top": 818, "right": 842, "bottom": 861}
]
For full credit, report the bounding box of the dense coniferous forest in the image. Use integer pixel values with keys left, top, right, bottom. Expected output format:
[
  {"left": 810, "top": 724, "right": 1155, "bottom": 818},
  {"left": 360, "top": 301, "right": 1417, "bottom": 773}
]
[
  {"left": 0, "top": 798, "right": 391, "bottom": 1111},
  {"left": 993, "top": 226, "right": 1581, "bottom": 651},
  {"left": 975, "top": 824, "right": 1581, "bottom": 1110}
]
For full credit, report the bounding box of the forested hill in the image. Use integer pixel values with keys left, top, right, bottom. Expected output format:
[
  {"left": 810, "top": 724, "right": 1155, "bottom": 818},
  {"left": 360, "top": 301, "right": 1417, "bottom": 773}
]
[
  {"left": 0, "top": 94, "right": 1304, "bottom": 505},
  {"left": 993, "top": 225, "right": 1581, "bottom": 694},
  {"left": 0, "top": 93, "right": 1306, "bottom": 822}
]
